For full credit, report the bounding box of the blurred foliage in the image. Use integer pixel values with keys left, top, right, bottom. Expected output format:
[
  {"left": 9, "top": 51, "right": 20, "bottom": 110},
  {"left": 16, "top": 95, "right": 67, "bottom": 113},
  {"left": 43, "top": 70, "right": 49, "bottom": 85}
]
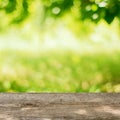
[
  {"left": 0, "top": 0, "right": 29, "bottom": 26},
  {"left": 80, "top": 0, "right": 120, "bottom": 24},
  {"left": 0, "top": 50, "right": 120, "bottom": 92},
  {"left": 0, "top": 0, "right": 120, "bottom": 26},
  {"left": 42, "top": 0, "right": 73, "bottom": 18},
  {"left": 0, "top": 0, "right": 120, "bottom": 93}
]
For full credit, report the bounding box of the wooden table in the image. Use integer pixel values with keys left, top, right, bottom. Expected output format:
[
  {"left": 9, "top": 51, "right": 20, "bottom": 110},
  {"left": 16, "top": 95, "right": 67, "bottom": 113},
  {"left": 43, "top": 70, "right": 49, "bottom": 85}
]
[{"left": 0, "top": 93, "right": 120, "bottom": 120}]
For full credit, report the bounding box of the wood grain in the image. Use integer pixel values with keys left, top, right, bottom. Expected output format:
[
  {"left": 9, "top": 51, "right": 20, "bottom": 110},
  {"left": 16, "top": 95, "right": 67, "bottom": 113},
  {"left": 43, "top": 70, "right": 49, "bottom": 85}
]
[{"left": 0, "top": 93, "right": 119, "bottom": 120}]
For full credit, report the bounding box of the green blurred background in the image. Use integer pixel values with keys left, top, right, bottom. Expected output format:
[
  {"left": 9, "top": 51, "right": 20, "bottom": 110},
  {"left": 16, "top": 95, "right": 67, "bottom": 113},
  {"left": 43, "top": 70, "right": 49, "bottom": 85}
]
[{"left": 0, "top": 0, "right": 120, "bottom": 92}]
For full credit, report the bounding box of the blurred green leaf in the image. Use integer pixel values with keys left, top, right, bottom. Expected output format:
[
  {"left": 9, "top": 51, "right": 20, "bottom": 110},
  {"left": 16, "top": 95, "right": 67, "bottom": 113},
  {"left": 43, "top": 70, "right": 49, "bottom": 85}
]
[{"left": 5, "top": 0, "right": 16, "bottom": 13}]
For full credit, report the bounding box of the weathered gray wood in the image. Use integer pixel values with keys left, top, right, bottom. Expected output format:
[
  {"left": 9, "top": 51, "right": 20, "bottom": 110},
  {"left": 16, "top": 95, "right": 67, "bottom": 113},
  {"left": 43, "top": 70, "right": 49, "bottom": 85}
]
[{"left": 0, "top": 93, "right": 119, "bottom": 120}]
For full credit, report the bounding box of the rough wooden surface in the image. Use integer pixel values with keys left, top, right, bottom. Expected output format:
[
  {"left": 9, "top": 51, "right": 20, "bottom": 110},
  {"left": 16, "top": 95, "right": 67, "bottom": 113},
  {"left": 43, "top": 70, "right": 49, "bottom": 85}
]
[{"left": 0, "top": 93, "right": 120, "bottom": 120}]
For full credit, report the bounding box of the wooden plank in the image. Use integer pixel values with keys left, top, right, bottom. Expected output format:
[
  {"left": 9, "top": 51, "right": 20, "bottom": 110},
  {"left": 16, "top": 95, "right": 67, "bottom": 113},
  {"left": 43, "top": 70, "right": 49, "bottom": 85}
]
[{"left": 0, "top": 93, "right": 119, "bottom": 120}]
